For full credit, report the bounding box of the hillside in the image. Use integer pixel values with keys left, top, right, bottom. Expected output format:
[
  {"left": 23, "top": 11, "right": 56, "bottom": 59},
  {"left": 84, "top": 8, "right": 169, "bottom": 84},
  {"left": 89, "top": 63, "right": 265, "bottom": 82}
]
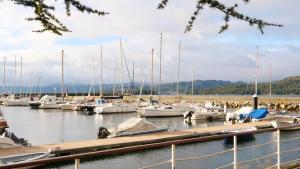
[{"left": 204, "top": 76, "right": 300, "bottom": 95}]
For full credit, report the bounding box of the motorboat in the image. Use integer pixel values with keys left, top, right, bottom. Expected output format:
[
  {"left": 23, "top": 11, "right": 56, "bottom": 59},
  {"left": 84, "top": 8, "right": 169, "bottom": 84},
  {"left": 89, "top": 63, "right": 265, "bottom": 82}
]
[
  {"left": 61, "top": 97, "right": 85, "bottom": 110},
  {"left": 2, "top": 95, "right": 29, "bottom": 106},
  {"left": 38, "top": 95, "right": 67, "bottom": 109},
  {"left": 225, "top": 107, "right": 269, "bottom": 124},
  {"left": 183, "top": 108, "right": 226, "bottom": 122},
  {"left": 97, "top": 117, "right": 168, "bottom": 139},
  {"left": 95, "top": 101, "right": 137, "bottom": 114},
  {"left": 138, "top": 105, "right": 186, "bottom": 117}
]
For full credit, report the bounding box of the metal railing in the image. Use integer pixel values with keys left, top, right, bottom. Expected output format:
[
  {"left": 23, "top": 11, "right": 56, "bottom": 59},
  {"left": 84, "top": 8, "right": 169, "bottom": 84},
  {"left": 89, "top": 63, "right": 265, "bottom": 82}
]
[{"left": 0, "top": 124, "right": 300, "bottom": 169}]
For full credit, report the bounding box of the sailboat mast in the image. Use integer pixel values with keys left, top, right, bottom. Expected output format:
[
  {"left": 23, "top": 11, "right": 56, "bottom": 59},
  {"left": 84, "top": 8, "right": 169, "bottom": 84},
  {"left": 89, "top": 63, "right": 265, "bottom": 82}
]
[
  {"left": 269, "top": 63, "right": 272, "bottom": 98},
  {"left": 113, "top": 54, "right": 116, "bottom": 96},
  {"left": 100, "top": 45, "right": 103, "bottom": 97},
  {"left": 177, "top": 41, "right": 181, "bottom": 101},
  {"left": 151, "top": 48, "right": 154, "bottom": 95},
  {"left": 14, "top": 55, "right": 16, "bottom": 95},
  {"left": 132, "top": 61, "right": 135, "bottom": 94},
  {"left": 2, "top": 57, "right": 6, "bottom": 95},
  {"left": 61, "top": 50, "right": 64, "bottom": 101},
  {"left": 192, "top": 56, "right": 194, "bottom": 102},
  {"left": 159, "top": 33, "right": 163, "bottom": 100},
  {"left": 255, "top": 46, "right": 258, "bottom": 95},
  {"left": 120, "top": 39, "right": 124, "bottom": 96},
  {"left": 20, "top": 56, "right": 22, "bottom": 95}
]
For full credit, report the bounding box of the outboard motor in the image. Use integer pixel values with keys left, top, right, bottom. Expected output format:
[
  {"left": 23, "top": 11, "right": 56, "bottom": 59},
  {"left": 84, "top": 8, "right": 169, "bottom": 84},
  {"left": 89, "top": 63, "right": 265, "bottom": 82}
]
[
  {"left": 183, "top": 111, "right": 193, "bottom": 125},
  {"left": 97, "top": 127, "right": 110, "bottom": 139},
  {"left": 3, "top": 130, "right": 31, "bottom": 146}
]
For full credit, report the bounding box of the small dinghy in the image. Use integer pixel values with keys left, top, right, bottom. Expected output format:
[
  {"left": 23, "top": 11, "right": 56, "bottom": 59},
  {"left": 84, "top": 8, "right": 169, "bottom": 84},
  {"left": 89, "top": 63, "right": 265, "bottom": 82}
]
[
  {"left": 0, "top": 150, "right": 51, "bottom": 166},
  {"left": 271, "top": 120, "right": 300, "bottom": 131},
  {"left": 97, "top": 117, "right": 168, "bottom": 139}
]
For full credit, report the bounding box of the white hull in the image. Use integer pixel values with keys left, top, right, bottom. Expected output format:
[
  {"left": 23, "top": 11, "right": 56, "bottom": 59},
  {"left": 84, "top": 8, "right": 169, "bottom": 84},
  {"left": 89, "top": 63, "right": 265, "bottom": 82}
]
[
  {"left": 140, "top": 107, "right": 185, "bottom": 117},
  {"left": 95, "top": 104, "right": 136, "bottom": 114},
  {"left": 60, "top": 104, "right": 78, "bottom": 110},
  {"left": 271, "top": 120, "right": 300, "bottom": 131},
  {"left": 39, "top": 104, "right": 62, "bottom": 109},
  {"left": 3, "top": 98, "right": 29, "bottom": 106}
]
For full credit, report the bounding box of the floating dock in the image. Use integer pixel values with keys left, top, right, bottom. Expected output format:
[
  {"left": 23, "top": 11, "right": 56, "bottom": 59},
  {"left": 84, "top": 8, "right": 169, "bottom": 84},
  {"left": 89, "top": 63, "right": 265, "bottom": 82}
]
[{"left": 0, "top": 121, "right": 272, "bottom": 158}]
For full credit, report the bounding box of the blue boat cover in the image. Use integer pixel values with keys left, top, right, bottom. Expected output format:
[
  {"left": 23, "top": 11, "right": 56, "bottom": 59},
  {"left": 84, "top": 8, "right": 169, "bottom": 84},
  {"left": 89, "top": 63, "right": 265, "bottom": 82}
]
[{"left": 248, "top": 109, "right": 269, "bottom": 119}]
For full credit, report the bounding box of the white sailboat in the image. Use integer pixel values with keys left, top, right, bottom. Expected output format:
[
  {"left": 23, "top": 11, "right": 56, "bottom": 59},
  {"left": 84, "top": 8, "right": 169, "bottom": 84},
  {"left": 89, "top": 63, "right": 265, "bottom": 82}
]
[
  {"left": 95, "top": 42, "right": 137, "bottom": 114},
  {"left": 138, "top": 36, "right": 186, "bottom": 117}
]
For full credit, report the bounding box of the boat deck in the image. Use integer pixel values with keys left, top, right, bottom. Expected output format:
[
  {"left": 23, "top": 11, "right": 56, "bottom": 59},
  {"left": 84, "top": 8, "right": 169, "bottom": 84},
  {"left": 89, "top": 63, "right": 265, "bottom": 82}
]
[{"left": 0, "top": 121, "right": 272, "bottom": 158}]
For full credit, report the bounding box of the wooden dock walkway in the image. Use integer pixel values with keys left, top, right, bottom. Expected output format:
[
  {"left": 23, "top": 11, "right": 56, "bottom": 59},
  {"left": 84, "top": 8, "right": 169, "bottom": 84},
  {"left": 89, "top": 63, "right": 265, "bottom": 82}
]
[{"left": 0, "top": 121, "right": 272, "bottom": 158}]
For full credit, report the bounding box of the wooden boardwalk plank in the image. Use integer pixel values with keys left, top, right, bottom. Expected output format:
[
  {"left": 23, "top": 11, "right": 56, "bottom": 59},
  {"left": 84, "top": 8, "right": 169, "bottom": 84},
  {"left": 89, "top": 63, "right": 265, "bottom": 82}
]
[{"left": 0, "top": 121, "right": 271, "bottom": 158}]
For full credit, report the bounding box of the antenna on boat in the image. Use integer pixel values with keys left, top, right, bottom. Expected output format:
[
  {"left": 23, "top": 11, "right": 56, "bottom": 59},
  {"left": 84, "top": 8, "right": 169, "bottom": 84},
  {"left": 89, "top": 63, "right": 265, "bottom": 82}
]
[
  {"left": 151, "top": 48, "right": 154, "bottom": 95},
  {"left": 61, "top": 50, "right": 64, "bottom": 101},
  {"left": 159, "top": 33, "right": 163, "bottom": 102},
  {"left": 177, "top": 41, "right": 181, "bottom": 102}
]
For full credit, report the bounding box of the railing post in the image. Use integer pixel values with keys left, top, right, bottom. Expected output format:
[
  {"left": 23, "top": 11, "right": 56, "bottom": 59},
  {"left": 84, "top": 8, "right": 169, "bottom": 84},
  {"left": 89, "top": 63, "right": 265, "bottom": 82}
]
[
  {"left": 277, "top": 129, "right": 280, "bottom": 169},
  {"left": 171, "top": 144, "right": 176, "bottom": 169},
  {"left": 75, "top": 158, "right": 80, "bottom": 169},
  {"left": 233, "top": 135, "right": 237, "bottom": 169}
]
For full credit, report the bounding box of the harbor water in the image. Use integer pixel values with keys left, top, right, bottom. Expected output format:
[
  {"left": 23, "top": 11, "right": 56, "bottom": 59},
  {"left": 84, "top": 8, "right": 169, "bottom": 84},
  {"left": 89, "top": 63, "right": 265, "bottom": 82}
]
[{"left": 2, "top": 106, "right": 300, "bottom": 169}]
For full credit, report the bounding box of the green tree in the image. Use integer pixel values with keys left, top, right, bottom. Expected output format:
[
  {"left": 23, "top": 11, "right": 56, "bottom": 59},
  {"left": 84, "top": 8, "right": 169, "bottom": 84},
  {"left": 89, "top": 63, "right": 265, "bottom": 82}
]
[{"left": 8, "top": 0, "right": 282, "bottom": 35}]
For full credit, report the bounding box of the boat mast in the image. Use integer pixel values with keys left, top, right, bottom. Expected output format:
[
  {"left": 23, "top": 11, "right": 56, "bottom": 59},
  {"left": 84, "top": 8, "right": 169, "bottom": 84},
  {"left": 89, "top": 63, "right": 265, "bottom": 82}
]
[
  {"left": 61, "top": 50, "right": 64, "bottom": 101},
  {"left": 269, "top": 63, "right": 272, "bottom": 98},
  {"left": 253, "top": 45, "right": 259, "bottom": 110},
  {"left": 113, "top": 53, "right": 116, "bottom": 96},
  {"left": 151, "top": 48, "right": 154, "bottom": 95},
  {"left": 20, "top": 56, "right": 22, "bottom": 96},
  {"left": 120, "top": 39, "right": 124, "bottom": 96},
  {"left": 255, "top": 46, "right": 258, "bottom": 95},
  {"left": 159, "top": 33, "right": 163, "bottom": 101},
  {"left": 132, "top": 61, "right": 135, "bottom": 94},
  {"left": 100, "top": 45, "right": 103, "bottom": 97},
  {"left": 192, "top": 56, "right": 194, "bottom": 102},
  {"left": 2, "top": 57, "right": 6, "bottom": 95},
  {"left": 14, "top": 55, "right": 16, "bottom": 95},
  {"left": 177, "top": 41, "right": 181, "bottom": 101}
]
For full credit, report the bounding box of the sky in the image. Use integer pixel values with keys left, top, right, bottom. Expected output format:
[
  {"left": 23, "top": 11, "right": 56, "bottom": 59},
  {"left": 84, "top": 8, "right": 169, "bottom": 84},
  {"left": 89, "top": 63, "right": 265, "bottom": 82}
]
[{"left": 0, "top": 0, "right": 300, "bottom": 86}]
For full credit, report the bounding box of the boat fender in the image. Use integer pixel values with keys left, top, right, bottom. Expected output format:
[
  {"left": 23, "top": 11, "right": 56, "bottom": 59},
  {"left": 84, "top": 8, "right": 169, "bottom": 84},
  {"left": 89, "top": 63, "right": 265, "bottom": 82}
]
[{"left": 97, "top": 127, "right": 110, "bottom": 139}]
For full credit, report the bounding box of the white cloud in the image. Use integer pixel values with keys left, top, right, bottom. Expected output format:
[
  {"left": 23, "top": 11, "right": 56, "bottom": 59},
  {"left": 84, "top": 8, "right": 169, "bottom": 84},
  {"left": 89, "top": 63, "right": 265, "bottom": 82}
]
[{"left": 0, "top": 0, "right": 299, "bottom": 86}]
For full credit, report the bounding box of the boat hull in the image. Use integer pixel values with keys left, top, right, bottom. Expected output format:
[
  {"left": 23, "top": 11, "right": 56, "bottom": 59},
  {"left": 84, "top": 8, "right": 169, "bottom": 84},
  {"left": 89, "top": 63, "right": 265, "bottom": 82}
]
[{"left": 141, "top": 108, "right": 185, "bottom": 117}]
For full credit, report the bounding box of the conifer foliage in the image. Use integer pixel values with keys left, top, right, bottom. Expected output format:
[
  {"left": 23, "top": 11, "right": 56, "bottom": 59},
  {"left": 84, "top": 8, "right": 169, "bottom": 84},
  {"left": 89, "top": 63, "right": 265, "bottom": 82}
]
[
  {"left": 158, "top": 0, "right": 283, "bottom": 34},
  {"left": 9, "top": 0, "right": 108, "bottom": 35}
]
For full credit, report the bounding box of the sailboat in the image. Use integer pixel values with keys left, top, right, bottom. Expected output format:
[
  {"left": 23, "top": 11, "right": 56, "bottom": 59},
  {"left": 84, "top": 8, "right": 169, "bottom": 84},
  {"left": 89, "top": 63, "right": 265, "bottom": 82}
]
[
  {"left": 95, "top": 43, "right": 137, "bottom": 114},
  {"left": 138, "top": 35, "right": 186, "bottom": 117}
]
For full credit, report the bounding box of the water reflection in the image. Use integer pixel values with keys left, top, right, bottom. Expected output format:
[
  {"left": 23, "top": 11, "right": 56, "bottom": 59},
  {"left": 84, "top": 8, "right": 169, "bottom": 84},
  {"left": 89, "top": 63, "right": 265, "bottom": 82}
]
[{"left": 2, "top": 106, "right": 300, "bottom": 168}]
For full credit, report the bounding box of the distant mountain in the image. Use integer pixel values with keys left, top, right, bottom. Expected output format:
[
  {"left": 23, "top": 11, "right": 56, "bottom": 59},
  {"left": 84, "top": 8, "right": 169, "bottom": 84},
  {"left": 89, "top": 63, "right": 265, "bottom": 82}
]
[
  {"left": 204, "top": 75, "right": 300, "bottom": 95},
  {"left": 1, "top": 76, "right": 300, "bottom": 95}
]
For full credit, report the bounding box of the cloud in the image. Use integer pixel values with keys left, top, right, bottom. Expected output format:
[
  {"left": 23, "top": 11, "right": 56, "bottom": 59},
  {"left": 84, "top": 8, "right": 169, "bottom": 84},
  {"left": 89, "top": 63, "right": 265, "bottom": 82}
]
[{"left": 0, "top": 0, "right": 299, "bottom": 86}]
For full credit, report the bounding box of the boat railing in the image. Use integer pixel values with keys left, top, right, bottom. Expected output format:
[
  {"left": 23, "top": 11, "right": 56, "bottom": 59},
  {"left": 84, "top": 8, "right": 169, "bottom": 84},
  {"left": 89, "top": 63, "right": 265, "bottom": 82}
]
[{"left": 1, "top": 124, "right": 300, "bottom": 169}]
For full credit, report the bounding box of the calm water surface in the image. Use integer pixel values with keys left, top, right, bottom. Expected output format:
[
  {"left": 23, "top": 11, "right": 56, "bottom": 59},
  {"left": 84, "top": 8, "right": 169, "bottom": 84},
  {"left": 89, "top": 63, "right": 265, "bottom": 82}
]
[{"left": 2, "top": 106, "right": 300, "bottom": 169}]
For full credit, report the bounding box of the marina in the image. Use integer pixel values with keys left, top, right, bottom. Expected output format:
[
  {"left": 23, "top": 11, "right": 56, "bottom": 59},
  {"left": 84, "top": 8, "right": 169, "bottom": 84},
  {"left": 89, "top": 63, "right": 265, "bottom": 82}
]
[{"left": 1, "top": 1, "right": 300, "bottom": 168}]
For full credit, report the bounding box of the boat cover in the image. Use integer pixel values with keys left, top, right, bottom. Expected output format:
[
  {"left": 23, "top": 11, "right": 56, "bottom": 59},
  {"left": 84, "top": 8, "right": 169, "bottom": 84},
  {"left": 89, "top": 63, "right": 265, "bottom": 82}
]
[
  {"left": 248, "top": 109, "right": 269, "bottom": 119},
  {"left": 117, "top": 117, "right": 159, "bottom": 133}
]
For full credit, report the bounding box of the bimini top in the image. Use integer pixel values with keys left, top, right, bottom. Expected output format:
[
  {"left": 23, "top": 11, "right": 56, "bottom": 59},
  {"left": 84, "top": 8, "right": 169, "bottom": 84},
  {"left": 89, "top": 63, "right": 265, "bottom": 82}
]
[{"left": 248, "top": 109, "right": 269, "bottom": 119}]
